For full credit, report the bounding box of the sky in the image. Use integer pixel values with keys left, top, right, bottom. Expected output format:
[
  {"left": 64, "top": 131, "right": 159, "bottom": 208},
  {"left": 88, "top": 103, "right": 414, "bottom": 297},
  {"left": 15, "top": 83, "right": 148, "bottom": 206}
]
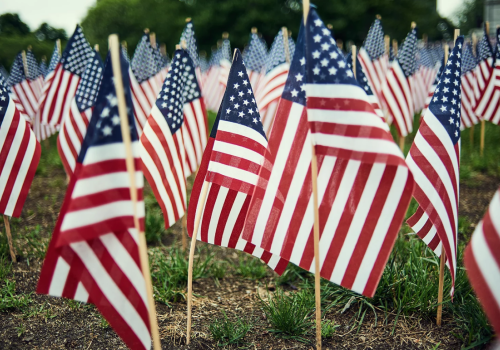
[{"left": 0, "top": 0, "right": 466, "bottom": 35}]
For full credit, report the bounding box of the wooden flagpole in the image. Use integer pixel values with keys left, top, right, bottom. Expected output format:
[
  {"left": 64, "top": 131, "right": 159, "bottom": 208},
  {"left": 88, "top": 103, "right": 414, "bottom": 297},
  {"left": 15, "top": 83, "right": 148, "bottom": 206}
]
[
  {"left": 150, "top": 33, "right": 157, "bottom": 49},
  {"left": 94, "top": 44, "right": 99, "bottom": 52},
  {"left": 21, "top": 50, "right": 29, "bottom": 77},
  {"left": 282, "top": 27, "right": 291, "bottom": 65},
  {"left": 302, "top": 1, "right": 322, "bottom": 349},
  {"left": 392, "top": 38, "right": 405, "bottom": 152},
  {"left": 56, "top": 39, "right": 62, "bottom": 56},
  {"left": 480, "top": 22, "right": 489, "bottom": 157},
  {"left": 108, "top": 34, "right": 161, "bottom": 350},
  {"left": 352, "top": 45, "right": 356, "bottom": 78},
  {"left": 470, "top": 33, "right": 478, "bottom": 147},
  {"left": 3, "top": 216, "right": 16, "bottom": 262}
]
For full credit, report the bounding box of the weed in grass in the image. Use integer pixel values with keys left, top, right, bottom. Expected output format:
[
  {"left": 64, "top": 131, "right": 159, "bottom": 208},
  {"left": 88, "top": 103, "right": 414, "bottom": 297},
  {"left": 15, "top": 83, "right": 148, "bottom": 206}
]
[
  {"left": 458, "top": 216, "right": 472, "bottom": 237},
  {"left": 275, "top": 262, "right": 310, "bottom": 287},
  {"left": 149, "top": 246, "right": 213, "bottom": 305},
  {"left": 0, "top": 256, "right": 12, "bottom": 279},
  {"left": 259, "top": 288, "right": 315, "bottom": 342},
  {"left": 209, "top": 310, "right": 251, "bottom": 346},
  {"left": 99, "top": 314, "right": 110, "bottom": 329},
  {"left": 23, "top": 225, "right": 48, "bottom": 259},
  {"left": 235, "top": 256, "right": 267, "bottom": 279},
  {"left": 0, "top": 280, "right": 32, "bottom": 311},
  {"left": 210, "top": 260, "right": 227, "bottom": 279},
  {"left": 145, "top": 208, "right": 166, "bottom": 244},
  {"left": 15, "top": 322, "right": 26, "bottom": 337},
  {"left": 321, "top": 319, "right": 339, "bottom": 338}
]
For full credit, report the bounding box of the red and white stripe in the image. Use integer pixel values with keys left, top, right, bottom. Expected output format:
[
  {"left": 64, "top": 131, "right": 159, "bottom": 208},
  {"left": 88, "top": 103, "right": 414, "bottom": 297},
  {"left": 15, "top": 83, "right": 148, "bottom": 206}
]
[
  {"left": 10, "top": 76, "right": 44, "bottom": 122},
  {"left": 57, "top": 99, "right": 92, "bottom": 176},
  {"left": 129, "top": 69, "right": 158, "bottom": 134},
  {"left": 475, "top": 61, "right": 500, "bottom": 124},
  {"left": 140, "top": 105, "right": 187, "bottom": 228},
  {"left": 255, "top": 63, "right": 289, "bottom": 135},
  {"left": 0, "top": 96, "right": 41, "bottom": 217},
  {"left": 407, "top": 206, "right": 442, "bottom": 256},
  {"left": 406, "top": 110, "right": 460, "bottom": 295},
  {"left": 464, "top": 187, "right": 500, "bottom": 335},
  {"left": 37, "top": 142, "right": 151, "bottom": 350},
  {"left": 37, "top": 63, "right": 81, "bottom": 127},
  {"left": 201, "top": 66, "right": 220, "bottom": 111},
  {"left": 474, "top": 57, "right": 493, "bottom": 102},
  {"left": 358, "top": 48, "right": 388, "bottom": 107},
  {"left": 182, "top": 98, "right": 208, "bottom": 176},
  {"left": 412, "top": 67, "right": 429, "bottom": 112},
  {"left": 461, "top": 70, "right": 480, "bottom": 128},
  {"left": 381, "top": 60, "right": 414, "bottom": 136},
  {"left": 243, "top": 84, "right": 413, "bottom": 297}
]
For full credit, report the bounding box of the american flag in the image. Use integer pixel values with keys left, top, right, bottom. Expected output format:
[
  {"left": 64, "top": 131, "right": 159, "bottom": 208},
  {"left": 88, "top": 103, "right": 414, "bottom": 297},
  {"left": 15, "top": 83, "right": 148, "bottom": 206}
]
[
  {"left": 464, "top": 186, "right": 500, "bottom": 335},
  {"left": 37, "top": 25, "right": 92, "bottom": 128},
  {"left": 122, "top": 43, "right": 131, "bottom": 63},
  {"left": 358, "top": 18, "right": 388, "bottom": 107},
  {"left": 37, "top": 50, "right": 152, "bottom": 350},
  {"left": 381, "top": 26, "right": 418, "bottom": 137},
  {"left": 474, "top": 24, "right": 493, "bottom": 104},
  {"left": 201, "top": 48, "right": 221, "bottom": 111},
  {"left": 242, "top": 30, "right": 267, "bottom": 90},
  {"left": 414, "top": 48, "right": 436, "bottom": 113},
  {"left": 152, "top": 43, "right": 169, "bottom": 86},
  {"left": 7, "top": 51, "right": 43, "bottom": 122},
  {"left": 421, "top": 57, "right": 444, "bottom": 120},
  {"left": 461, "top": 42, "right": 480, "bottom": 128},
  {"left": 242, "top": 10, "right": 413, "bottom": 297},
  {"left": 57, "top": 50, "right": 104, "bottom": 177},
  {"left": 256, "top": 28, "right": 291, "bottom": 135},
  {"left": 181, "top": 52, "right": 208, "bottom": 177},
  {"left": 346, "top": 51, "right": 384, "bottom": 119},
  {"left": 47, "top": 42, "right": 61, "bottom": 73},
  {"left": 180, "top": 20, "right": 201, "bottom": 86},
  {"left": 187, "top": 49, "right": 288, "bottom": 274},
  {"left": 406, "top": 36, "right": 464, "bottom": 296},
  {"left": 140, "top": 50, "right": 188, "bottom": 229},
  {"left": 475, "top": 28, "right": 500, "bottom": 124},
  {"left": 39, "top": 58, "right": 48, "bottom": 78},
  {"left": 130, "top": 33, "right": 162, "bottom": 134},
  {"left": 0, "top": 73, "right": 41, "bottom": 217}
]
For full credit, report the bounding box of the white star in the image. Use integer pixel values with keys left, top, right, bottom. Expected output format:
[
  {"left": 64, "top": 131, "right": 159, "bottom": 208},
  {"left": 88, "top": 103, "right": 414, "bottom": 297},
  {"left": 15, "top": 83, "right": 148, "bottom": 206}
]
[
  {"left": 451, "top": 98, "right": 457, "bottom": 105},
  {"left": 449, "top": 117, "right": 454, "bottom": 124},
  {"left": 346, "top": 70, "right": 353, "bottom": 77},
  {"left": 453, "top": 80, "right": 458, "bottom": 86},
  {"left": 101, "top": 107, "right": 110, "bottom": 117},
  {"left": 444, "top": 78, "right": 450, "bottom": 84},
  {"left": 0, "top": 96, "right": 5, "bottom": 101},
  {"left": 441, "top": 96, "right": 448, "bottom": 103},
  {"left": 313, "top": 34, "right": 322, "bottom": 43},
  {"left": 440, "top": 105, "right": 447, "bottom": 112},
  {"left": 238, "top": 91, "right": 244, "bottom": 97},
  {"left": 443, "top": 87, "right": 449, "bottom": 93},
  {"left": 112, "top": 115, "right": 120, "bottom": 125},
  {"left": 291, "top": 89, "right": 298, "bottom": 97},
  {"left": 330, "top": 51, "right": 338, "bottom": 59},
  {"left": 450, "top": 108, "right": 456, "bottom": 114},
  {"left": 300, "top": 57, "right": 306, "bottom": 65},
  {"left": 329, "top": 67, "right": 337, "bottom": 75},
  {"left": 253, "top": 118, "right": 258, "bottom": 124},
  {"left": 234, "top": 83, "right": 240, "bottom": 89},
  {"left": 248, "top": 109, "right": 254, "bottom": 115},
  {"left": 456, "top": 121, "right": 459, "bottom": 127},
  {"left": 321, "top": 43, "right": 330, "bottom": 51},
  {"left": 243, "top": 100, "right": 249, "bottom": 105},
  {"left": 295, "top": 73, "right": 303, "bottom": 81},
  {"left": 102, "top": 125, "right": 112, "bottom": 136},
  {"left": 312, "top": 50, "right": 321, "bottom": 59},
  {"left": 322, "top": 28, "right": 330, "bottom": 35},
  {"left": 455, "top": 130, "right": 458, "bottom": 137},
  {"left": 242, "top": 80, "right": 248, "bottom": 86},
  {"left": 238, "top": 71, "right": 244, "bottom": 77},
  {"left": 226, "top": 108, "right": 231, "bottom": 113},
  {"left": 238, "top": 111, "right": 244, "bottom": 118},
  {"left": 247, "top": 89, "right": 252, "bottom": 94},
  {"left": 456, "top": 61, "right": 460, "bottom": 67},
  {"left": 234, "top": 103, "right": 240, "bottom": 109},
  {"left": 338, "top": 60, "right": 346, "bottom": 68},
  {"left": 452, "top": 89, "right": 458, "bottom": 95},
  {"left": 162, "top": 102, "right": 167, "bottom": 108},
  {"left": 320, "top": 58, "right": 329, "bottom": 67},
  {"left": 230, "top": 96, "right": 235, "bottom": 101},
  {"left": 314, "top": 19, "right": 322, "bottom": 26},
  {"left": 445, "top": 69, "right": 451, "bottom": 75},
  {"left": 313, "top": 66, "right": 320, "bottom": 75}
]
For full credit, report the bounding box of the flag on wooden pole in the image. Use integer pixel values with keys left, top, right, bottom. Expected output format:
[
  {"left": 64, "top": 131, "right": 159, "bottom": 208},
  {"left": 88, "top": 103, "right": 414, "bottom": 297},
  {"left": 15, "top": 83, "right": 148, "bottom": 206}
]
[
  {"left": 243, "top": 10, "right": 414, "bottom": 297},
  {"left": 242, "top": 28, "right": 267, "bottom": 90},
  {"left": 474, "top": 24, "right": 493, "bottom": 104},
  {"left": 461, "top": 42, "right": 480, "bottom": 128},
  {"left": 37, "top": 49, "right": 153, "bottom": 350}
]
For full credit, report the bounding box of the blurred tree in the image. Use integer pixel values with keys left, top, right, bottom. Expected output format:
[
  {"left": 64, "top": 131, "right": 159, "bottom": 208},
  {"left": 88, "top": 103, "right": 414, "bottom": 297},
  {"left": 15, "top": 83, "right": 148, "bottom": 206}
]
[
  {"left": 34, "top": 23, "right": 68, "bottom": 41},
  {"left": 0, "top": 13, "right": 30, "bottom": 36},
  {"left": 456, "top": 0, "right": 484, "bottom": 35}
]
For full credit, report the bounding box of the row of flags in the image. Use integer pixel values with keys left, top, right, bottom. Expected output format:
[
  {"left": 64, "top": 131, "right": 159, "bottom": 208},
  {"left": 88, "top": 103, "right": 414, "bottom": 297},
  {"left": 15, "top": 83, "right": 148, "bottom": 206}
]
[{"left": 0, "top": 8, "right": 499, "bottom": 348}]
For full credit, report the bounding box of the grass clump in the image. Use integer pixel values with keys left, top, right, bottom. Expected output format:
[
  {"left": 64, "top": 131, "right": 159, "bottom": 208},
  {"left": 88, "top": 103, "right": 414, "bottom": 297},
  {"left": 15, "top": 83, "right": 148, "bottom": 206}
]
[
  {"left": 144, "top": 207, "right": 166, "bottom": 244},
  {"left": 0, "top": 280, "right": 32, "bottom": 311},
  {"left": 209, "top": 310, "right": 251, "bottom": 346},
  {"left": 235, "top": 256, "right": 267, "bottom": 279},
  {"left": 321, "top": 319, "right": 339, "bottom": 338},
  {"left": 259, "top": 288, "right": 314, "bottom": 342}
]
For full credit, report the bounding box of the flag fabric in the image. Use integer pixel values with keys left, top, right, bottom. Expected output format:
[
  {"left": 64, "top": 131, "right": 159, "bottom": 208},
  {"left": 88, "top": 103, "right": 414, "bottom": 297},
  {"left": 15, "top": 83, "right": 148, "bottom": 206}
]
[
  {"left": 140, "top": 49, "right": 188, "bottom": 229},
  {"left": 475, "top": 28, "right": 500, "bottom": 124},
  {"left": 242, "top": 10, "right": 413, "bottom": 297},
  {"left": 464, "top": 186, "right": 500, "bottom": 335},
  {"left": 39, "top": 58, "right": 48, "bottom": 78},
  {"left": 37, "top": 50, "right": 152, "bottom": 350},
  {"left": 256, "top": 29, "right": 291, "bottom": 135},
  {"left": 381, "top": 26, "right": 418, "bottom": 137},
  {"left": 57, "top": 50, "right": 104, "bottom": 177},
  {"left": 37, "top": 25, "right": 92, "bottom": 128},
  {"left": 180, "top": 20, "right": 202, "bottom": 88},
  {"left": 346, "top": 52, "right": 384, "bottom": 119},
  {"left": 47, "top": 43, "right": 61, "bottom": 74},
  {"left": 0, "top": 74, "right": 41, "bottom": 217},
  {"left": 421, "top": 57, "right": 444, "bottom": 120},
  {"left": 181, "top": 53, "right": 208, "bottom": 177},
  {"left": 152, "top": 44, "right": 169, "bottom": 86},
  {"left": 414, "top": 48, "right": 435, "bottom": 113},
  {"left": 202, "top": 49, "right": 222, "bottom": 111},
  {"left": 130, "top": 33, "right": 162, "bottom": 134},
  {"left": 358, "top": 18, "right": 388, "bottom": 107},
  {"left": 187, "top": 49, "right": 288, "bottom": 274},
  {"left": 461, "top": 42, "right": 480, "bottom": 128},
  {"left": 242, "top": 31, "right": 267, "bottom": 90},
  {"left": 474, "top": 24, "right": 493, "bottom": 104},
  {"left": 406, "top": 37, "right": 464, "bottom": 296}
]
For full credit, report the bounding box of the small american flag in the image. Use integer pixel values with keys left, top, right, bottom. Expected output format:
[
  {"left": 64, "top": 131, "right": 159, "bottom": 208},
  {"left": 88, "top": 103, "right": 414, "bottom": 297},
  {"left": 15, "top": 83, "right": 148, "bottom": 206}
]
[
  {"left": 37, "top": 25, "right": 92, "bottom": 128},
  {"left": 130, "top": 33, "right": 162, "bottom": 133},
  {"left": 0, "top": 74, "right": 41, "bottom": 217},
  {"left": 243, "top": 9, "right": 413, "bottom": 297},
  {"left": 414, "top": 48, "right": 436, "bottom": 113},
  {"left": 256, "top": 28, "right": 292, "bottom": 135},
  {"left": 187, "top": 49, "right": 288, "bottom": 274},
  {"left": 381, "top": 26, "right": 418, "bottom": 136},
  {"left": 358, "top": 18, "right": 388, "bottom": 107},
  {"left": 140, "top": 50, "right": 188, "bottom": 229},
  {"left": 461, "top": 42, "right": 480, "bottom": 128},
  {"left": 474, "top": 24, "right": 493, "bottom": 103},
  {"left": 464, "top": 186, "right": 500, "bottom": 336},
  {"left": 39, "top": 58, "right": 48, "bottom": 78},
  {"left": 407, "top": 36, "right": 464, "bottom": 296},
  {"left": 243, "top": 31, "right": 267, "bottom": 90},
  {"left": 475, "top": 28, "right": 500, "bottom": 124},
  {"left": 57, "top": 49, "right": 104, "bottom": 176},
  {"left": 37, "top": 50, "right": 152, "bottom": 350},
  {"left": 421, "top": 57, "right": 444, "bottom": 120},
  {"left": 47, "top": 42, "right": 61, "bottom": 73}
]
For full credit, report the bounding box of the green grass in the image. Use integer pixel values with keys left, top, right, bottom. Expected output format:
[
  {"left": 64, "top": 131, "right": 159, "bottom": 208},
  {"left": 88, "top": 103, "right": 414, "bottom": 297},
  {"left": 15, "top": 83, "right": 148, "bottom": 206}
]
[
  {"left": 234, "top": 255, "right": 268, "bottom": 279},
  {"left": 36, "top": 136, "right": 64, "bottom": 176},
  {"left": 321, "top": 319, "right": 339, "bottom": 338},
  {"left": 207, "top": 110, "right": 217, "bottom": 133},
  {"left": 144, "top": 207, "right": 167, "bottom": 244},
  {"left": 0, "top": 280, "right": 32, "bottom": 312},
  {"left": 209, "top": 310, "right": 251, "bottom": 346}
]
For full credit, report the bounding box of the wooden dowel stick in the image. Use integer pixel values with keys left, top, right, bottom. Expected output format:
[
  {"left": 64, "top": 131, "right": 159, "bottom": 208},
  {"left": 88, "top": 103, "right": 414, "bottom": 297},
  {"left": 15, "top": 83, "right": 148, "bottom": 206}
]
[
  {"left": 3, "top": 215, "right": 16, "bottom": 262},
  {"left": 282, "top": 27, "right": 291, "bottom": 65},
  {"left": 399, "top": 136, "right": 405, "bottom": 153},
  {"left": 436, "top": 245, "right": 446, "bottom": 326},
  {"left": 108, "top": 34, "right": 161, "bottom": 350},
  {"left": 470, "top": 124, "right": 474, "bottom": 147},
  {"left": 56, "top": 39, "right": 62, "bottom": 56},
  {"left": 150, "top": 33, "right": 157, "bottom": 49},
  {"left": 311, "top": 144, "right": 322, "bottom": 350},
  {"left": 352, "top": 45, "right": 356, "bottom": 79},
  {"left": 21, "top": 50, "right": 29, "bottom": 78},
  {"left": 480, "top": 120, "right": 485, "bottom": 156},
  {"left": 94, "top": 44, "right": 99, "bottom": 52},
  {"left": 384, "top": 35, "right": 390, "bottom": 56},
  {"left": 392, "top": 39, "right": 398, "bottom": 57},
  {"left": 187, "top": 181, "right": 209, "bottom": 344}
]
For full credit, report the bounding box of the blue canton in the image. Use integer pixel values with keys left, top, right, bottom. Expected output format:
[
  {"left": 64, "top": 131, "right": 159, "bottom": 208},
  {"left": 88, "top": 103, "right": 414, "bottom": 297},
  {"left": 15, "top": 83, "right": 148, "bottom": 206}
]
[
  {"left": 61, "top": 25, "right": 92, "bottom": 76},
  {"left": 495, "top": 27, "right": 500, "bottom": 62},
  {"left": 282, "top": 23, "right": 306, "bottom": 106},
  {"left": 220, "top": 39, "right": 232, "bottom": 62},
  {"left": 75, "top": 50, "right": 104, "bottom": 112},
  {"left": 199, "top": 54, "right": 209, "bottom": 73},
  {"left": 79, "top": 50, "right": 137, "bottom": 161},
  {"left": 462, "top": 43, "right": 476, "bottom": 75},
  {"left": 156, "top": 49, "right": 188, "bottom": 135},
  {"left": 243, "top": 32, "right": 267, "bottom": 72},
  {"left": 180, "top": 21, "right": 199, "bottom": 67},
  {"left": 7, "top": 53, "right": 26, "bottom": 87},
  {"left": 26, "top": 50, "right": 41, "bottom": 79},
  {"left": 417, "top": 48, "right": 433, "bottom": 69},
  {"left": 122, "top": 45, "right": 130, "bottom": 64},
  {"left": 432, "top": 58, "right": 445, "bottom": 85},
  {"left": 265, "top": 29, "right": 287, "bottom": 74},
  {"left": 39, "top": 59, "right": 48, "bottom": 78},
  {"left": 397, "top": 27, "right": 418, "bottom": 78},
  {"left": 346, "top": 52, "right": 375, "bottom": 96},
  {"left": 429, "top": 36, "right": 464, "bottom": 145},
  {"left": 48, "top": 43, "right": 60, "bottom": 73},
  {"left": 131, "top": 34, "right": 158, "bottom": 83},
  {"left": 305, "top": 8, "right": 358, "bottom": 87},
  {"left": 288, "top": 36, "right": 296, "bottom": 62},
  {"left": 477, "top": 25, "right": 493, "bottom": 61},
  {"left": 0, "top": 75, "right": 10, "bottom": 127},
  {"left": 219, "top": 49, "right": 265, "bottom": 139},
  {"left": 362, "top": 18, "right": 385, "bottom": 60},
  {"left": 182, "top": 54, "right": 202, "bottom": 103}
]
